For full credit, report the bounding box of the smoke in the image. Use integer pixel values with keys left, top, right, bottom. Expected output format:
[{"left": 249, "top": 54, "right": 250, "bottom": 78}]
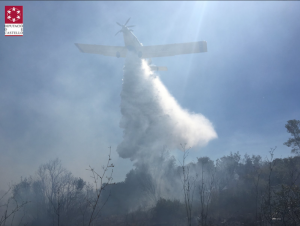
[{"left": 117, "top": 52, "right": 217, "bottom": 162}]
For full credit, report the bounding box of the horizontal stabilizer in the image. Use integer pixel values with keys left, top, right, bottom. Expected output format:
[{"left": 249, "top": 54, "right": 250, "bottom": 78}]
[{"left": 150, "top": 66, "right": 168, "bottom": 71}]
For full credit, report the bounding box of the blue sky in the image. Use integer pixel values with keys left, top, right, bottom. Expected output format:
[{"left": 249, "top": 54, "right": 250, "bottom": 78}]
[{"left": 1, "top": 1, "right": 300, "bottom": 191}]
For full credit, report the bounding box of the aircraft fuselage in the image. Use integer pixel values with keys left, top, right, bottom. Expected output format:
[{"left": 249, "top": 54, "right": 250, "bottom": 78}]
[{"left": 122, "top": 27, "right": 143, "bottom": 56}]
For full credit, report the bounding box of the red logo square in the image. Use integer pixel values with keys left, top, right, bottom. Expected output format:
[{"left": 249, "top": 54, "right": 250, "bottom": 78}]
[{"left": 5, "top": 6, "right": 23, "bottom": 24}]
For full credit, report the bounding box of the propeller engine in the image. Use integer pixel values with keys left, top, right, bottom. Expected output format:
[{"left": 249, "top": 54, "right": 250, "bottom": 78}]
[{"left": 115, "top": 17, "right": 135, "bottom": 36}]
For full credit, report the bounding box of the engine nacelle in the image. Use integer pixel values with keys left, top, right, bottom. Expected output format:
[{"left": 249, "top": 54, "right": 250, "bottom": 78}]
[{"left": 116, "top": 52, "right": 120, "bottom": 58}]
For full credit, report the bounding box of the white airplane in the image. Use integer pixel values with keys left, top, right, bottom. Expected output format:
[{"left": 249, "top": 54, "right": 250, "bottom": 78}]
[{"left": 75, "top": 18, "right": 207, "bottom": 71}]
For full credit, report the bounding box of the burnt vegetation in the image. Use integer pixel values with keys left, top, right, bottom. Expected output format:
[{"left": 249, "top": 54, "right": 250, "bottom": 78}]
[{"left": 1, "top": 120, "right": 300, "bottom": 226}]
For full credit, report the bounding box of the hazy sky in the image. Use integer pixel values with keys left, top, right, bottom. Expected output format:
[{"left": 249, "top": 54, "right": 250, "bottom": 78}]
[{"left": 1, "top": 1, "right": 300, "bottom": 192}]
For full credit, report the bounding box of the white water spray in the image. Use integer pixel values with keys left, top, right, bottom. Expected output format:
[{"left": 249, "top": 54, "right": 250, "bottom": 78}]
[{"left": 117, "top": 53, "right": 217, "bottom": 161}]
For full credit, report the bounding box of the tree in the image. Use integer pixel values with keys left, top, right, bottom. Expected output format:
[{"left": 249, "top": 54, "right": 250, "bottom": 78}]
[
  {"left": 197, "top": 157, "right": 216, "bottom": 226},
  {"left": 260, "top": 148, "right": 276, "bottom": 226},
  {"left": 0, "top": 186, "right": 29, "bottom": 226},
  {"left": 273, "top": 184, "right": 300, "bottom": 225},
  {"left": 179, "top": 145, "right": 197, "bottom": 226},
  {"left": 85, "top": 147, "right": 115, "bottom": 226},
  {"left": 11, "top": 159, "right": 89, "bottom": 226},
  {"left": 151, "top": 198, "right": 185, "bottom": 226},
  {"left": 284, "top": 119, "right": 300, "bottom": 155},
  {"left": 8, "top": 148, "right": 115, "bottom": 226},
  {"left": 252, "top": 163, "right": 262, "bottom": 226}
]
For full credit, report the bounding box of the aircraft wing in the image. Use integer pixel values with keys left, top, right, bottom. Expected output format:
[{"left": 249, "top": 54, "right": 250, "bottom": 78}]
[
  {"left": 140, "top": 41, "right": 207, "bottom": 58},
  {"left": 75, "top": 43, "right": 127, "bottom": 58}
]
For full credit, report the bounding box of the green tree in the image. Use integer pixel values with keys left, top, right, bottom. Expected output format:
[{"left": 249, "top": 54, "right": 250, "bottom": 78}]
[{"left": 284, "top": 120, "right": 300, "bottom": 155}]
